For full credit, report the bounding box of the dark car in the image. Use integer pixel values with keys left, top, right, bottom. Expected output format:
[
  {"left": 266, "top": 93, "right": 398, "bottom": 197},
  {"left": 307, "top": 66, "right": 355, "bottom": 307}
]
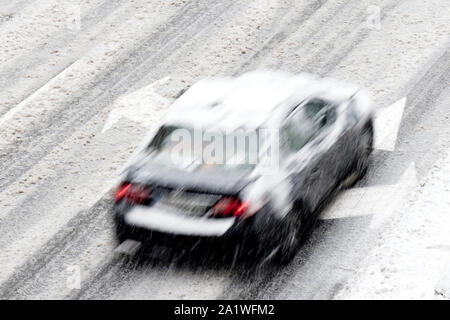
[{"left": 112, "top": 71, "right": 374, "bottom": 264}]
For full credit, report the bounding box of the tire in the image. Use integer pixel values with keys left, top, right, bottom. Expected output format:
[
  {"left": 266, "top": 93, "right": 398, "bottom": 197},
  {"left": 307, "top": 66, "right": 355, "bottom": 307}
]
[
  {"left": 355, "top": 120, "right": 374, "bottom": 180},
  {"left": 272, "top": 203, "right": 306, "bottom": 265},
  {"left": 114, "top": 216, "right": 135, "bottom": 244},
  {"left": 343, "top": 120, "right": 374, "bottom": 188}
]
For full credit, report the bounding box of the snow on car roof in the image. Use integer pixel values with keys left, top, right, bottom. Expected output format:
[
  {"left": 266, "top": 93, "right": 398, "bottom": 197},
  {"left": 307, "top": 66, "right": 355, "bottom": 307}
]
[{"left": 163, "top": 71, "right": 360, "bottom": 131}]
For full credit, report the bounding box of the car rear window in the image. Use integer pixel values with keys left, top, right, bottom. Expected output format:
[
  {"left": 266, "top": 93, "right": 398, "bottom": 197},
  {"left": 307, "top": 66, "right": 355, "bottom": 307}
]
[{"left": 146, "top": 125, "right": 259, "bottom": 172}]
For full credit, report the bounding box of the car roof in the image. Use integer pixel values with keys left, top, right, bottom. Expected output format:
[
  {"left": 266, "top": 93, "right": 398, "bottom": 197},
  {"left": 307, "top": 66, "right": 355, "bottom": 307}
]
[{"left": 163, "top": 71, "right": 360, "bottom": 131}]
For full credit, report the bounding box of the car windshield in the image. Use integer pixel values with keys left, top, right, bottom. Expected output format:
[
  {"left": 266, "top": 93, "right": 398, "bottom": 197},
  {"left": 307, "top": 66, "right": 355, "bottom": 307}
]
[{"left": 145, "top": 125, "right": 259, "bottom": 173}]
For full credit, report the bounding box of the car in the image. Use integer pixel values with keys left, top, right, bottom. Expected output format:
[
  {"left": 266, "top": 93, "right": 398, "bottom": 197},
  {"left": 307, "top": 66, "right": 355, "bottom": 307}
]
[{"left": 112, "top": 71, "right": 374, "bottom": 264}]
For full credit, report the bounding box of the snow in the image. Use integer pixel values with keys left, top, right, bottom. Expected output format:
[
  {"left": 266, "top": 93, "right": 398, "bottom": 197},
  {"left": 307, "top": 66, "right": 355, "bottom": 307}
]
[
  {"left": 435, "top": 262, "right": 450, "bottom": 299},
  {"left": 373, "top": 97, "right": 406, "bottom": 151},
  {"left": 320, "top": 162, "right": 417, "bottom": 222},
  {"left": 165, "top": 71, "right": 365, "bottom": 131},
  {"left": 0, "top": 0, "right": 180, "bottom": 142},
  {"left": 0, "top": 0, "right": 449, "bottom": 299},
  {"left": 336, "top": 149, "right": 450, "bottom": 299},
  {"left": 102, "top": 76, "right": 172, "bottom": 133}
]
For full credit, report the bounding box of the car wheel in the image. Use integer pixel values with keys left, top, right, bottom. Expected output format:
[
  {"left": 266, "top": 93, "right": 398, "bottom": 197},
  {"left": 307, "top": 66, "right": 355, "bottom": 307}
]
[
  {"left": 355, "top": 120, "right": 374, "bottom": 179},
  {"left": 272, "top": 204, "right": 305, "bottom": 265},
  {"left": 114, "top": 217, "right": 134, "bottom": 244},
  {"left": 343, "top": 120, "right": 374, "bottom": 188}
]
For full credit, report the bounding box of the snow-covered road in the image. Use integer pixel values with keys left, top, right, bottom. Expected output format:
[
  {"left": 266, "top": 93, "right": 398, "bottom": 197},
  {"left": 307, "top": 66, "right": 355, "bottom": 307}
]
[{"left": 0, "top": 0, "right": 449, "bottom": 299}]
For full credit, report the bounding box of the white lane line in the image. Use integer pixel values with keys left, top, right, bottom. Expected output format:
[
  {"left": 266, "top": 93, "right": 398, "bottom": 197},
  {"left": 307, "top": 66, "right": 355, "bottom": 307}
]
[
  {"left": 0, "top": 60, "right": 79, "bottom": 129},
  {"left": 101, "top": 76, "right": 172, "bottom": 133},
  {"left": 320, "top": 162, "right": 417, "bottom": 222},
  {"left": 374, "top": 97, "right": 406, "bottom": 152}
]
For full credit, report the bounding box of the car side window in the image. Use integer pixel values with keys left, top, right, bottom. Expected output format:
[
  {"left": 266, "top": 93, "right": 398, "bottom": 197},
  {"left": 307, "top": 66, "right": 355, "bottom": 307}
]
[
  {"left": 282, "top": 99, "right": 338, "bottom": 153},
  {"left": 283, "top": 108, "right": 315, "bottom": 152},
  {"left": 304, "top": 98, "right": 337, "bottom": 132}
]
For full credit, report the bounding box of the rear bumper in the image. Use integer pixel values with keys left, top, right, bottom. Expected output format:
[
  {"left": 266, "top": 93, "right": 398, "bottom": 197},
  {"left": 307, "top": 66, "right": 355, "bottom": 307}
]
[
  {"left": 125, "top": 204, "right": 236, "bottom": 237},
  {"left": 112, "top": 202, "right": 276, "bottom": 247}
]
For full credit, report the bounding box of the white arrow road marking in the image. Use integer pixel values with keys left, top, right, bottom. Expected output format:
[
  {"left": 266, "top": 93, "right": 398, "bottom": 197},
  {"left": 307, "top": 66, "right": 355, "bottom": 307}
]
[
  {"left": 319, "top": 97, "right": 409, "bottom": 221},
  {"left": 102, "top": 76, "right": 172, "bottom": 133},
  {"left": 320, "top": 162, "right": 417, "bottom": 222},
  {"left": 374, "top": 97, "right": 406, "bottom": 151}
]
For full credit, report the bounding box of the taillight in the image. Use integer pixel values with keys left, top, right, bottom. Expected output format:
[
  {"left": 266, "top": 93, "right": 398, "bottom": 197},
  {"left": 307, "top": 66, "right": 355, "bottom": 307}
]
[
  {"left": 114, "top": 183, "right": 151, "bottom": 204},
  {"left": 115, "top": 183, "right": 131, "bottom": 202},
  {"left": 211, "top": 197, "right": 249, "bottom": 218}
]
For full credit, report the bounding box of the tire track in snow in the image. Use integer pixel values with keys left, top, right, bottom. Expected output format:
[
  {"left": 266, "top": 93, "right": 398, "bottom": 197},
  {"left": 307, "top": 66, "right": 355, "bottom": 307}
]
[
  {"left": 0, "top": 0, "right": 292, "bottom": 300},
  {"left": 234, "top": 0, "right": 334, "bottom": 74},
  {"left": 67, "top": 1, "right": 371, "bottom": 299},
  {"left": 261, "top": 0, "right": 403, "bottom": 76},
  {"left": 368, "top": 46, "right": 450, "bottom": 185},
  {"left": 0, "top": 0, "right": 234, "bottom": 193},
  {"left": 72, "top": 0, "right": 388, "bottom": 298},
  {"left": 0, "top": 196, "right": 116, "bottom": 299},
  {"left": 1, "top": 0, "right": 448, "bottom": 300},
  {"left": 20, "top": 0, "right": 412, "bottom": 296},
  {"left": 0, "top": 0, "right": 125, "bottom": 115},
  {"left": 307, "top": 0, "right": 403, "bottom": 76}
]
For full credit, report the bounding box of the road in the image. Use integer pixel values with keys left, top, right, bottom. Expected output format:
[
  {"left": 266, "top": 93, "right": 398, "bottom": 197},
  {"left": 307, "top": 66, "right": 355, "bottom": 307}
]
[{"left": 0, "top": 0, "right": 449, "bottom": 299}]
